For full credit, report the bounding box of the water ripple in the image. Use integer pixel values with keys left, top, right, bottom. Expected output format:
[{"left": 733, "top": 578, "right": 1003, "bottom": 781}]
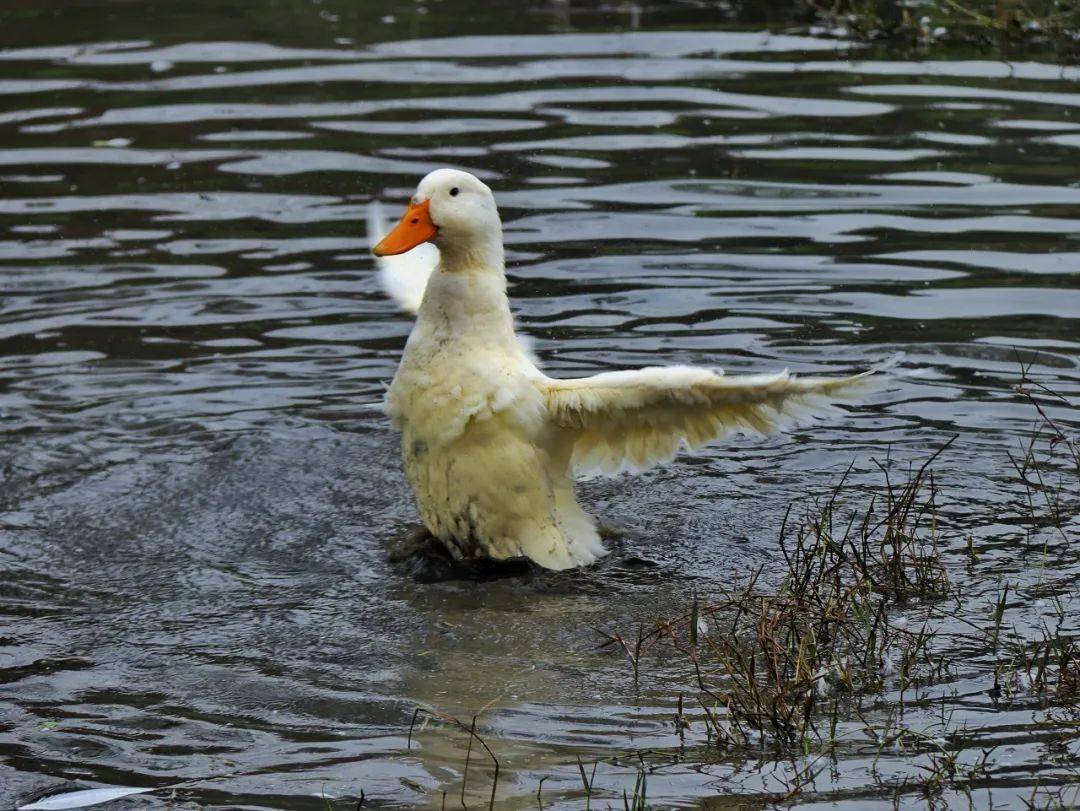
[{"left": 1, "top": 12, "right": 1077, "bottom": 811}]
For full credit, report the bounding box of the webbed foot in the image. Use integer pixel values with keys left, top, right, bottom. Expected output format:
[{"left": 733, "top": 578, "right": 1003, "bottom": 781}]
[
  {"left": 387, "top": 525, "right": 447, "bottom": 563},
  {"left": 388, "top": 526, "right": 537, "bottom": 581}
]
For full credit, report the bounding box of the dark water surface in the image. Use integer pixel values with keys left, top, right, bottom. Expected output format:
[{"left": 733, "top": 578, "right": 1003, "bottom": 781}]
[{"left": 1, "top": 1, "right": 1078, "bottom": 808}]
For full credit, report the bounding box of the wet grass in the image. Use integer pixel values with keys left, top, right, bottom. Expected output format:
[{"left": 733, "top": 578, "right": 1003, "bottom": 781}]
[
  {"left": 407, "top": 708, "right": 501, "bottom": 810},
  {"left": 596, "top": 437, "right": 956, "bottom": 754},
  {"left": 805, "top": 0, "right": 1080, "bottom": 59}
]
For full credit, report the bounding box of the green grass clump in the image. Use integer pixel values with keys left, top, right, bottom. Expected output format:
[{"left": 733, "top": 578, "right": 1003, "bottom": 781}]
[{"left": 602, "top": 442, "right": 954, "bottom": 751}]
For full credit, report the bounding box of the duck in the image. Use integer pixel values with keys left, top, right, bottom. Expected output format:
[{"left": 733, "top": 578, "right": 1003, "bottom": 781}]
[{"left": 369, "top": 168, "right": 875, "bottom": 571}]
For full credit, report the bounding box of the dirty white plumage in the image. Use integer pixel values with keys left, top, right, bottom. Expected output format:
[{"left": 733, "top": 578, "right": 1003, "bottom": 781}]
[{"left": 370, "top": 168, "right": 875, "bottom": 570}]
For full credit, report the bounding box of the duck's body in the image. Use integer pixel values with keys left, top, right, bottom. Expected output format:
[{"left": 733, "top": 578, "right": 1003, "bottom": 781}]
[
  {"left": 387, "top": 256, "right": 603, "bottom": 568},
  {"left": 372, "top": 169, "right": 872, "bottom": 570}
]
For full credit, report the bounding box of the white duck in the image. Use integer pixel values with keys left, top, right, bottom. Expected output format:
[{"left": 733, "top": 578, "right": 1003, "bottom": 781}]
[{"left": 371, "top": 168, "right": 871, "bottom": 571}]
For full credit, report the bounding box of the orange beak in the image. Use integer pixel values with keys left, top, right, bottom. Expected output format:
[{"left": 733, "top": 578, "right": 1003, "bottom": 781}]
[{"left": 373, "top": 199, "right": 437, "bottom": 256}]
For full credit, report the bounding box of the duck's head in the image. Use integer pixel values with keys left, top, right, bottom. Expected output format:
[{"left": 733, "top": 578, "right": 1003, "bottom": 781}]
[{"left": 373, "top": 168, "right": 501, "bottom": 261}]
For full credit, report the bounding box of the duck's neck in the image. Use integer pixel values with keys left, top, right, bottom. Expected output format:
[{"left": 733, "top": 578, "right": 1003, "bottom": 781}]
[
  {"left": 436, "top": 232, "right": 505, "bottom": 276},
  {"left": 418, "top": 234, "right": 515, "bottom": 346}
]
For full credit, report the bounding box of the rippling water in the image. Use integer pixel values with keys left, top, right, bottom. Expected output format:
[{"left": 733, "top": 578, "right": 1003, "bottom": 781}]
[{"left": 2, "top": 1, "right": 1078, "bottom": 808}]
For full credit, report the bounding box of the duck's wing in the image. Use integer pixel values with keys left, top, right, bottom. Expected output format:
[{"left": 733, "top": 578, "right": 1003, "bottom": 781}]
[
  {"left": 367, "top": 200, "right": 440, "bottom": 315},
  {"left": 537, "top": 365, "right": 875, "bottom": 476}
]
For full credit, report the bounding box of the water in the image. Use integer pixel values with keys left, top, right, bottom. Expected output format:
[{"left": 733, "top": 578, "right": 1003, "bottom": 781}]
[{"left": 1, "top": 2, "right": 1078, "bottom": 808}]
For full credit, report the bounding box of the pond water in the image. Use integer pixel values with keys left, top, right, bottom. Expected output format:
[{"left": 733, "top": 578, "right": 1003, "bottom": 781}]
[{"left": 1, "top": 1, "right": 1078, "bottom": 809}]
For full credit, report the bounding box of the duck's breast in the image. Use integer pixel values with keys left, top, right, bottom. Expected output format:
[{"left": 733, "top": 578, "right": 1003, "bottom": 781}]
[{"left": 387, "top": 326, "right": 546, "bottom": 447}]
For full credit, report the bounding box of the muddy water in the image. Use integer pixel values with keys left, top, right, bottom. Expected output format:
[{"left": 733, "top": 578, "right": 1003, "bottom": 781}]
[{"left": 1, "top": 1, "right": 1078, "bottom": 808}]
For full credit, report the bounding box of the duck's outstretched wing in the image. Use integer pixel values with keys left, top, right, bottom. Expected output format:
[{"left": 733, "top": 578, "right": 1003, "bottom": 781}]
[
  {"left": 537, "top": 365, "right": 875, "bottom": 475},
  {"left": 367, "top": 200, "right": 440, "bottom": 315}
]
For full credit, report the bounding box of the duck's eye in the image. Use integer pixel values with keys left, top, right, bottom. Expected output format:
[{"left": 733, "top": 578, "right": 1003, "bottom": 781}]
[{"left": 449, "top": 187, "right": 460, "bottom": 197}]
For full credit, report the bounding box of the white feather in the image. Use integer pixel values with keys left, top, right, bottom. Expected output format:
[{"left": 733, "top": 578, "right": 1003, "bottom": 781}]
[{"left": 538, "top": 366, "right": 872, "bottom": 475}]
